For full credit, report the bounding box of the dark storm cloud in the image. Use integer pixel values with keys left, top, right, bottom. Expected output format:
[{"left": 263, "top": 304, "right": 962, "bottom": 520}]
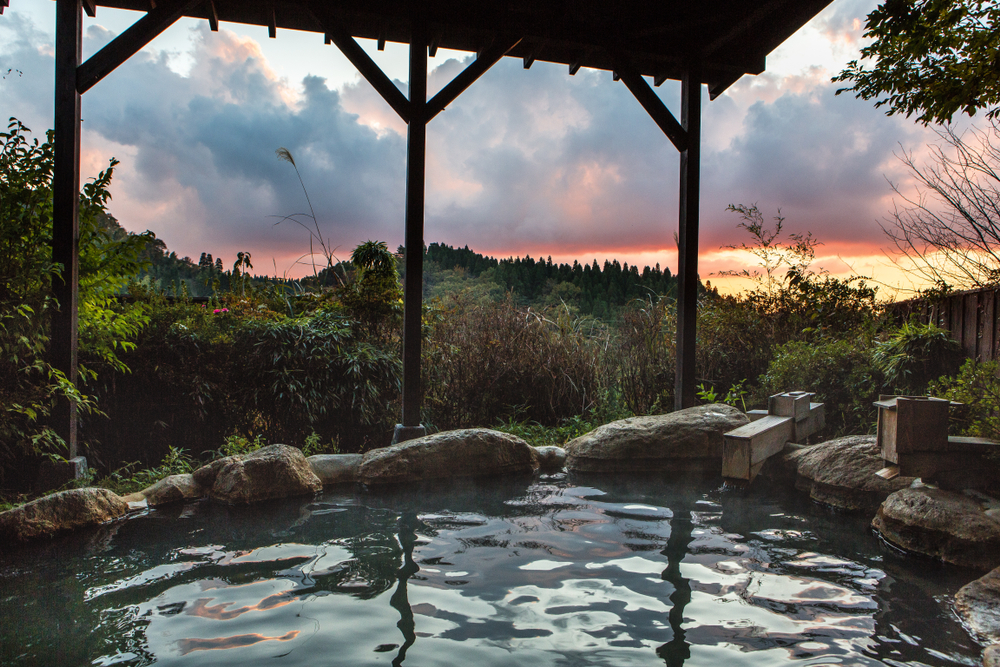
[
  {"left": 3, "top": 5, "right": 934, "bottom": 271},
  {"left": 2, "top": 17, "right": 405, "bottom": 265},
  {"left": 75, "top": 25, "right": 405, "bottom": 257}
]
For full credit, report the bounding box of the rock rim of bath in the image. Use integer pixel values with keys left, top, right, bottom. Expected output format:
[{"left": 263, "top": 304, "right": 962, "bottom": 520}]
[
  {"left": 984, "top": 644, "right": 1000, "bottom": 667},
  {"left": 209, "top": 444, "right": 323, "bottom": 504},
  {"left": 873, "top": 487, "right": 1000, "bottom": 571},
  {"left": 789, "top": 435, "right": 916, "bottom": 511},
  {"left": 564, "top": 404, "right": 749, "bottom": 473},
  {"left": 0, "top": 487, "right": 128, "bottom": 544},
  {"left": 359, "top": 428, "right": 536, "bottom": 485},
  {"left": 134, "top": 473, "right": 204, "bottom": 507},
  {"left": 531, "top": 446, "right": 567, "bottom": 472},
  {"left": 956, "top": 567, "right": 1000, "bottom": 644},
  {"left": 308, "top": 454, "right": 363, "bottom": 485}
]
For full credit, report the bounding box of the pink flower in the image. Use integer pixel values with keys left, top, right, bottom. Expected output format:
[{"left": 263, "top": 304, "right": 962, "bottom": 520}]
[{"left": 213, "top": 308, "right": 229, "bottom": 314}]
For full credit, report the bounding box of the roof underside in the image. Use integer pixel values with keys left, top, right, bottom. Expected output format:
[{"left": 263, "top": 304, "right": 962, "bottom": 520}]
[{"left": 78, "top": 0, "right": 834, "bottom": 97}]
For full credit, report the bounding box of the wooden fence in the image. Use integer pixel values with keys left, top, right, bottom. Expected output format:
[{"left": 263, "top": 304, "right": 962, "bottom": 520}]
[{"left": 887, "top": 286, "right": 1000, "bottom": 365}]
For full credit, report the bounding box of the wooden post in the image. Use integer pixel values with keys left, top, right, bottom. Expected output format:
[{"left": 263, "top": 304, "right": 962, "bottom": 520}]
[
  {"left": 52, "top": 0, "right": 83, "bottom": 458},
  {"left": 395, "top": 24, "right": 428, "bottom": 443},
  {"left": 674, "top": 64, "right": 701, "bottom": 410}
]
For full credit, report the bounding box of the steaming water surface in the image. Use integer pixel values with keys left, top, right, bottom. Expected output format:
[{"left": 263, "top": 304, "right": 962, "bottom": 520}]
[{"left": 0, "top": 473, "right": 984, "bottom": 666}]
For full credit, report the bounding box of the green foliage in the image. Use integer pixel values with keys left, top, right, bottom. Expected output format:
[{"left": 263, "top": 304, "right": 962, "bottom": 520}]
[
  {"left": 608, "top": 296, "right": 675, "bottom": 414},
  {"left": 874, "top": 320, "right": 962, "bottom": 393},
  {"left": 424, "top": 242, "right": 678, "bottom": 317},
  {"left": 424, "top": 294, "right": 603, "bottom": 429},
  {"left": 494, "top": 412, "right": 607, "bottom": 448},
  {"left": 761, "top": 338, "right": 883, "bottom": 436},
  {"left": 0, "top": 119, "right": 149, "bottom": 475},
  {"left": 230, "top": 310, "right": 401, "bottom": 438},
  {"left": 340, "top": 240, "right": 402, "bottom": 333},
  {"left": 302, "top": 430, "right": 340, "bottom": 456},
  {"left": 834, "top": 0, "right": 1000, "bottom": 124},
  {"left": 217, "top": 432, "right": 267, "bottom": 458},
  {"left": 930, "top": 359, "right": 1000, "bottom": 440},
  {"left": 700, "top": 206, "right": 882, "bottom": 393},
  {"left": 719, "top": 204, "right": 817, "bottom": 296},
  {"left": 696, "top": 380, "right": 749, "bottom": 411},
  {"left": 91, "top": 446, "right": 195, "bottom": 496}
]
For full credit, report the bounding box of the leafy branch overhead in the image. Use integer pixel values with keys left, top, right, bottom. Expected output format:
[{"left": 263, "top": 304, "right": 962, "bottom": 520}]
[{"left": 834, "top": 0, "right": 1000, "bottom": 125}]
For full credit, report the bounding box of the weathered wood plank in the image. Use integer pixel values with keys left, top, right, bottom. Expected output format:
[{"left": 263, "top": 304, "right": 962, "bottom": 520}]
[
  {"left": 963, "top": 293, "right": 979, "bottom": 358},
  {"left": 950, "top": 295, "right": 963, "bottom": 349},
  {"left": 723, "top": 415, "right": 794, "bottom": 480},
  {"left": 947, "top": 435, "right": 1000, "bottom": 452},
  {"left": 769, "top": 391, "right": 811, "bottom": 421},
  {"left": 791, "top": 402, "right": 825, "bottom": 441},
  {"left": 897, "top": 396, "right": 949, "bottom": 453},
  {"left": 983, "top": 288, "right": 995, "bottom": 364}
]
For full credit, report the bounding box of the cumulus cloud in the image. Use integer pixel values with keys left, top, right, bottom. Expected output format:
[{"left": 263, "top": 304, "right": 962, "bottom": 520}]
[{"left": 0, "top": 3, "right": 945, "bottom": 278}]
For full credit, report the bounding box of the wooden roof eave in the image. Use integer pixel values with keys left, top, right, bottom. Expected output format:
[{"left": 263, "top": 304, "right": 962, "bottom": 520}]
[{"left": 64, "top": 0, "right": 832, "bottom": 96}]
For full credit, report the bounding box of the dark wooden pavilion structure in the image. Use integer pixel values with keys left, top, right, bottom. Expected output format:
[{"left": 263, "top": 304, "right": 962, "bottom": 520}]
[{"left": 19, "top": 0, "right": 834, "bottom": 454}]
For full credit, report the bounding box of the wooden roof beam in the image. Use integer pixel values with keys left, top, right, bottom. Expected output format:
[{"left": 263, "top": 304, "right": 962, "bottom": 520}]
[
  {"left": 206, "top": 0, "right": 217, "bottom": 31},
  {"left": 76, "top": 0, "right": 201, "bottom": 94},
  {"left": 426, "top": 35, "right": 521, "bottom": 122},
  {"left": 324, "top": 22, "right": 411, "bottom": 122},
  {"left": 615, "top": 56, "right": 687, "bottom": 152}
]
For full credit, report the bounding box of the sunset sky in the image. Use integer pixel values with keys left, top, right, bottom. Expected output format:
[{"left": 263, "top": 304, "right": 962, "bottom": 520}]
[{"left": 0, "top": 0, "right": 973, "bottom": 296}]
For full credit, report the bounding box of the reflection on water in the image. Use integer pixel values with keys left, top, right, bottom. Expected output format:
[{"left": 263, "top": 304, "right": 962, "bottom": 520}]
[{"left": 0, "top": 473, "right": 985, "bottom": 666}]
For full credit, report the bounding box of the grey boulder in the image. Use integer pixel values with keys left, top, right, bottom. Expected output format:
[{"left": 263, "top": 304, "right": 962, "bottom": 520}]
[
  {"left": 0, "top": 488, "right": 128, "bottom": 544},
  {"left": 136, "top": 473, "right": 204, "bottom": 507},
  {"left": 532, "top": 446, "right": 567, "bottom": 472},
  {"left": 955, "top": 567, "right": 1000, "bottom": 644},
  {"left": 564, "top": 404, "right": 749, "bottom": 473},
  {"left": 208, "top": 444, "right": 323, "bottom": 504},
  {"left": 873, "top": 487, "right": 1000, "bottom": 571},
  {"left": 308, "top": 454, "right": 363, "bottom": 485},
  {"left": 359, "top": 429, "right": 535, "bottom": 485},
  {"left": 789, "top": 435, "right": 915, "bottom": 511}
]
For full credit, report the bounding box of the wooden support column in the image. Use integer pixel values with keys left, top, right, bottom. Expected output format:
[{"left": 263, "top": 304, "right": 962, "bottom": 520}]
[
  {"left": 674, "top": 64, "right": 701, "bottom": 410},
  {"left": 395, "top": 24, "right": 428, "bottom": 443},
  {"left": 52, "top": 0, "right": 83, "bottom": 457}
]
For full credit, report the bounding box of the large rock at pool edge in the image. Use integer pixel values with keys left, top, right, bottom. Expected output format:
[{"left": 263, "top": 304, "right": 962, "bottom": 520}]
[
  {"left": 359, "top": 429, "right": 535, "bottom": 485},
  {"left": 789, "top": 435, "right": 915, "bottom": 511},
  {"left": 873, "top": 487, "right": 1000, "bottom": 570},
  {"left": 308, "top": 454, "right": 363, "bottom": 485},
  {"left": 956, "top": 567, "right": 1000, "bottom": 644},
  {"left": 564, "top": 404, "right": 749, "bottom": 473},
  {"left": 209, "top": 444, "right": 322, "bottom": 504},
  {"left": 0, "top": 488, "right": 128, "bottom": 544},
  {"left": 135, "top": 473, "right": 204, "bottom": 507}
]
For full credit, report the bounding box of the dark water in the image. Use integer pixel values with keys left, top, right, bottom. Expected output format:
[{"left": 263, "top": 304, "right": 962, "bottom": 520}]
[{"left": 0, "top": 472, "right": 985, "bottom": 666}]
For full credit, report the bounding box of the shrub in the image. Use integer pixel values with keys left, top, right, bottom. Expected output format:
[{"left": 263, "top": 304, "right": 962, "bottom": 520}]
[
  {"left": 608, "top": 296, "right": 675, "bottom": 414},
  {"left": 0, "top": 119, "right": 149, "bottom": 486},
  {"left": 930, "top": 360, "right": 1000, "bottom": 441},
  {"left": 874, "top": 320, "right": 963, "bottom": 394},
  {"left": 760, "top": 338, "right": 884, "bottom": 436},
  {"left": 424, "top": 294, "right": 603, "bottom": 429},
  {"left": 700, "top": 206, "right": 882, "bottom": 396}
]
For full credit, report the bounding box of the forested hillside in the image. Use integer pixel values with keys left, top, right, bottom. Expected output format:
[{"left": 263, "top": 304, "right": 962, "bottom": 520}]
[{"left": 422, "top": 242, "right": 684, "bottom": 318}]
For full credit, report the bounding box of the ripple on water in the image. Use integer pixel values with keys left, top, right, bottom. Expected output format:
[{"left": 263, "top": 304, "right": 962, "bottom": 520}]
[{"left": 0, "top": 477, "right": 985, "bottom": 666}]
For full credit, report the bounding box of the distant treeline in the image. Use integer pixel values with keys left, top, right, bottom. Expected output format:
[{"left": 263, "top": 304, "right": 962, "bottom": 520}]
[
  {"left": 125, "top": 216, "right": 686, "bottom": 317},
  {"left": 423, "top": 242, "right": 683, "bottom": 318}
]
